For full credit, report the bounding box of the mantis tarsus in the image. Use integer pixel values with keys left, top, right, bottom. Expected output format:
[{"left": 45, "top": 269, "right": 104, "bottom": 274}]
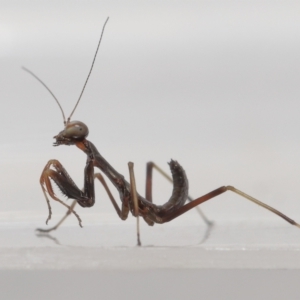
[{"left": 23, "top": 17, "right": 300, "bottom": 246}]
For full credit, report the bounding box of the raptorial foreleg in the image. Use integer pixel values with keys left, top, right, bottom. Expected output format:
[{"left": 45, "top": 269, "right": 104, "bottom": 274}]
[
  {"left": 37, "top": 162, "right": 131, "bottom": 232},
  {"left": 39, "top": 159, "right": 84, "bottom": 227}
]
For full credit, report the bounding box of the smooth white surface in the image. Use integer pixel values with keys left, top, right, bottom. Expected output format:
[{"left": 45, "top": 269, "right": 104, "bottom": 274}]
[
  {"left": 2, "top": 269, "right": 300, "bottom": 300},
  {"left": 1, "top": 213, "right": 300, "bottom": 270}
]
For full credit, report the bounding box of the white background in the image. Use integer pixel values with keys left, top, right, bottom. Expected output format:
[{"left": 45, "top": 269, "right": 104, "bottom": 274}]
[{"left": 1, "top": 0, "right": 300, "bottom": 226}]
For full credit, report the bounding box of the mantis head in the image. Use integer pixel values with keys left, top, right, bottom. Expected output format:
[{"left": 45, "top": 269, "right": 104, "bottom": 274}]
[{"left": 54, "top": 121, "right": 89, "bottom": 146}]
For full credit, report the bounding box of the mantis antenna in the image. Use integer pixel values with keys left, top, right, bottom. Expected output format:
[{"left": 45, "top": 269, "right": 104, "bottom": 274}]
[
  {"left": 22, "top": 17, "right": 109, "bottom": 125},
  {"left": 22, "top": 66, "right": 67, "bottom": 125},
  {"left": 68, "top": 16, "right": 109, "bottom": 122}
]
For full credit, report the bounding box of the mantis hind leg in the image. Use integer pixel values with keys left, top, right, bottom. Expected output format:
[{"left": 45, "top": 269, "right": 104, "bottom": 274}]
[
  {"left": 160, "top": 185, "right": 300, "bottom": 228},
  {"left": 145, "top": 161, "right": 213, "bottom": 226}
]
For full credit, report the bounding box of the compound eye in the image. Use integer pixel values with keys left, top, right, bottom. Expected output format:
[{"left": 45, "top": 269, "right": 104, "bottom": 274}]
[{"left": 63, "top": 121, "right": 89, "bottom": 139}]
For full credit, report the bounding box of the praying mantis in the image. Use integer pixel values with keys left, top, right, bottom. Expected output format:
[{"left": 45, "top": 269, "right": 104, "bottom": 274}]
[{"left": 23, "top": 17, "right": 300, "bottom": 246}]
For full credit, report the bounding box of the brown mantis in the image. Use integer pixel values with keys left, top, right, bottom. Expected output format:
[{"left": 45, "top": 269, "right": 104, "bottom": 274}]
[{"left": 23, "top": 17, "right": 300, "bottom": 246}]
